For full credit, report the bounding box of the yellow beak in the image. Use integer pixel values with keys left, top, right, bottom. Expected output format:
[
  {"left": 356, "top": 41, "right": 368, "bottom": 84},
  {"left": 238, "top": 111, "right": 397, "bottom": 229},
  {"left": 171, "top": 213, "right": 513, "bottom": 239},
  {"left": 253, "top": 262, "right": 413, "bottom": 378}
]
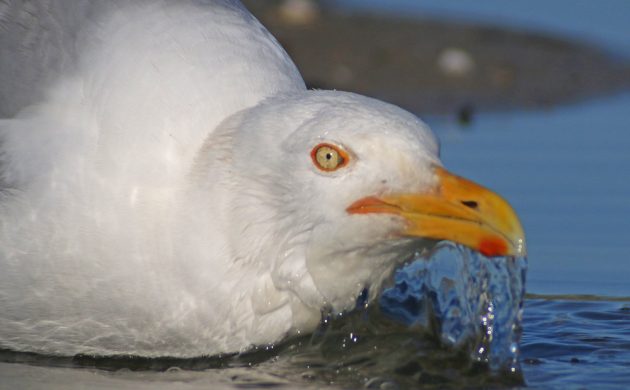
[{"left": 346, "top": 167, "right": 526, "bottom": 257}]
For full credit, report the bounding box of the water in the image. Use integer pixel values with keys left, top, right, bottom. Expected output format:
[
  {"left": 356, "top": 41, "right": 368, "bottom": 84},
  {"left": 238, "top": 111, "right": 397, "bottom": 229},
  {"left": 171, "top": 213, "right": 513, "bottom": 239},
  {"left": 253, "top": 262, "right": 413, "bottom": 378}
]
[{"left": 522, "top": 298, "right": 630, "bottom": 389}]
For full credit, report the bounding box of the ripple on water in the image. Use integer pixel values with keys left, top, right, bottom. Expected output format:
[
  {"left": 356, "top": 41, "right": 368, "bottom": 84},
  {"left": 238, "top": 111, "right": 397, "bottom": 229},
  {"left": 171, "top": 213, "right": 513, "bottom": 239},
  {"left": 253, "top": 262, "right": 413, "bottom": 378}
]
[{"left": 521, "top": 298, "right": 630, "bottom": 389}]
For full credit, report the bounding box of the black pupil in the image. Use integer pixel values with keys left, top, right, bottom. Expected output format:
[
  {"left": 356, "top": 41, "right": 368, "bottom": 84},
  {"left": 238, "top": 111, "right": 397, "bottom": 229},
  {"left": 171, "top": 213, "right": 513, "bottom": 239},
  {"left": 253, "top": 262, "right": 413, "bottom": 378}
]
[{"left": 326, "top": 153, "right": 333, "bottom": 160}]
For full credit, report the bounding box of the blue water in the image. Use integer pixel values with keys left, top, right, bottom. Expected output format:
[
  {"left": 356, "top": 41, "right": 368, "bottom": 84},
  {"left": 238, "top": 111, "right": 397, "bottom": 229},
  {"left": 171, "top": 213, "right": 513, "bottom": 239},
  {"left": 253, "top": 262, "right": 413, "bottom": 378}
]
[{"left": 522, "top": 298, "right": 630, "bottom": 389}]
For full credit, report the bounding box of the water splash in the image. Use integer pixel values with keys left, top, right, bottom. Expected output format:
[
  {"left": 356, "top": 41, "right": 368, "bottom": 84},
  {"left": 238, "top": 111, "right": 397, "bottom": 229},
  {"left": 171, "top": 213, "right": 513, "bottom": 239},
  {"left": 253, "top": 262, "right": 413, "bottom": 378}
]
[{"left": 380, "top": 241, "right": 527, "bottom": 372}]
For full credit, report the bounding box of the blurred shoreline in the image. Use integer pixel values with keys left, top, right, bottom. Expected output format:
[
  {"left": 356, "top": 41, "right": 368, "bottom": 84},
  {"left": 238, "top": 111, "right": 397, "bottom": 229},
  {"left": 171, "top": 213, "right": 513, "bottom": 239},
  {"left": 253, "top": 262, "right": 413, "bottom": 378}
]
[{"left": 244, "top": 1, "right": 630, "bottom": 117}]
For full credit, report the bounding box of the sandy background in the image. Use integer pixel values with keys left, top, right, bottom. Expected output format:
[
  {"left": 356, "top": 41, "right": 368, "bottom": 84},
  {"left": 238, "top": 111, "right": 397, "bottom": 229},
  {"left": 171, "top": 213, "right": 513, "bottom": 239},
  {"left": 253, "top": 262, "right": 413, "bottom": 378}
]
[{"left": 243, "top": 0, "right": 630, "bottom": 117}]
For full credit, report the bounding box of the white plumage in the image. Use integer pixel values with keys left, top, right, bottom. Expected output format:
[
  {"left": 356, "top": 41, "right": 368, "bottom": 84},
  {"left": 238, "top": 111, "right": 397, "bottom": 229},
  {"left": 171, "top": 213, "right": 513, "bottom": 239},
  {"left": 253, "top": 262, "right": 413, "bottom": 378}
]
[{"left": 0, "top": 0, "right": 522, "bottom": 357}]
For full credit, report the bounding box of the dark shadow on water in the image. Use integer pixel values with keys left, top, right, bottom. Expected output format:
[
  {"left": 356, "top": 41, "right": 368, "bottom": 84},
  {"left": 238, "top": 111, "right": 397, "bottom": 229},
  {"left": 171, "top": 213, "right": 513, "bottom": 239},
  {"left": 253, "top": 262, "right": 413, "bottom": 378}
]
[{"left": 0, "top": 305, "right": 524, "bottom": 389}]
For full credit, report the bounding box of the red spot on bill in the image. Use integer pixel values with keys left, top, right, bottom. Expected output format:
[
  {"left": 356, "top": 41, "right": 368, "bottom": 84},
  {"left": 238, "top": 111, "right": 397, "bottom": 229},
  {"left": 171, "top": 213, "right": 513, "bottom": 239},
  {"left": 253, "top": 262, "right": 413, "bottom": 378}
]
[{"left": 479, "top": 237, "right": 508, "bottom": 257}]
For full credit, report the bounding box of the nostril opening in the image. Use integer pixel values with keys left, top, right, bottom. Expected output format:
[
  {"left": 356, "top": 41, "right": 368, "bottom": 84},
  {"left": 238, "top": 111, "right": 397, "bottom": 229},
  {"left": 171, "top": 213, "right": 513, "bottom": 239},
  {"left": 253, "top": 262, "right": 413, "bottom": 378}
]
[{"left": 461, "top": 200, "right": 479, "bottom": 209}]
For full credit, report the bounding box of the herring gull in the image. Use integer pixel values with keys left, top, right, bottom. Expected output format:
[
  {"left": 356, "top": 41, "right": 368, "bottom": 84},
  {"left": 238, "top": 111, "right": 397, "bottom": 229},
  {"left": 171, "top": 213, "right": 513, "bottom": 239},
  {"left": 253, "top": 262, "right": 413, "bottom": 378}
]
[{"left": 0, "top": 0, "right": 525, "bottom": 357}]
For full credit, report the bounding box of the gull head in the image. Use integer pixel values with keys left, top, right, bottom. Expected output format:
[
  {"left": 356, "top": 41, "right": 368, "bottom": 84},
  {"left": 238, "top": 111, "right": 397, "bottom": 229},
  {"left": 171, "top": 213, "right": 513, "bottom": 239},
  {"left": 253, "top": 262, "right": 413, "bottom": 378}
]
[{"left": 194, "top": 90, "right": 525, "bottom": 318}]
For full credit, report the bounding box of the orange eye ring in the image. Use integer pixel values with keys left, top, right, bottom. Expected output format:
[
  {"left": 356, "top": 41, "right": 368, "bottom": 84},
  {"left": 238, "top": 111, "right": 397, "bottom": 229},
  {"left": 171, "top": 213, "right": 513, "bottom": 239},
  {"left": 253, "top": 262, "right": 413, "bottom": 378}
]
[{"left": 310, "top": 143, "right": 350, "bottom": 172}]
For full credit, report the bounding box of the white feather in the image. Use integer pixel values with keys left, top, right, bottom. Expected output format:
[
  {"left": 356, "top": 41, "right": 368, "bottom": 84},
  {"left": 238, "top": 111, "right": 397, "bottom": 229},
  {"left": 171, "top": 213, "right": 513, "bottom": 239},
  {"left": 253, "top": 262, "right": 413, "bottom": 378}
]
[{"left": 0, "top": 0, "right": 440, "bottom": 357}]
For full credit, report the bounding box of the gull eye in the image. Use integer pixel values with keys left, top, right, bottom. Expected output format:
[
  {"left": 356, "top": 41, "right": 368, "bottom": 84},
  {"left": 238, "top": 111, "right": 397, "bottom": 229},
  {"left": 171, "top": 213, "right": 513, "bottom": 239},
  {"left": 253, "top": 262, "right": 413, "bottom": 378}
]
[{"left": 311, "top": 143, "right": 349, "bottom": 172}]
